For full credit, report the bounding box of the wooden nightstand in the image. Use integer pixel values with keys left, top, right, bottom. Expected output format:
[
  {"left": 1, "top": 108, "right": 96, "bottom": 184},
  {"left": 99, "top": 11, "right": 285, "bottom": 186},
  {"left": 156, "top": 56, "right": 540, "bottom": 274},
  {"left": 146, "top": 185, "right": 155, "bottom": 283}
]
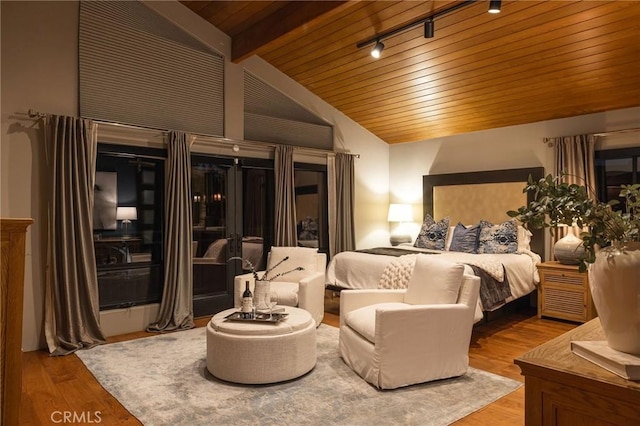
[{"left": 537, "top": 261, "right": 596, "bottom": 323}]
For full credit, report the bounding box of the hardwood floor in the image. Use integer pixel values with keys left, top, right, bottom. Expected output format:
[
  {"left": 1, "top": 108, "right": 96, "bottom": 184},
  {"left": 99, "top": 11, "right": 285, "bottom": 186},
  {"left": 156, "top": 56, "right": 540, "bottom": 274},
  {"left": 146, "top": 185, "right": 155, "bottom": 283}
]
[{"left": 19, "top": 296, "right": 576, "bottom": 425}]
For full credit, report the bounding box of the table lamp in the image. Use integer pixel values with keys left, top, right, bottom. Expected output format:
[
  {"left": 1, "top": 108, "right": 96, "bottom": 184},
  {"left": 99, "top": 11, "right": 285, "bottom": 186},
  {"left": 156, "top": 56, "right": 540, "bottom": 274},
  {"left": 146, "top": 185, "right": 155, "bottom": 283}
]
[
  {"left": 116, "top": 206, "right": 137, "bottom": 237},
  {"left": 388, "top": 203, "right": 413, "bottom": 246}
]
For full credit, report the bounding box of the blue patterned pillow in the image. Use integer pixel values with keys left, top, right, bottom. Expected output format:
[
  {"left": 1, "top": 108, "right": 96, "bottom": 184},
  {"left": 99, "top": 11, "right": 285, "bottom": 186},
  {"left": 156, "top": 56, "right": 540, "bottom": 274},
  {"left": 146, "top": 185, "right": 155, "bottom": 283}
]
[
  {"left": 449, "top": 223, "right": 481, "bottom": 253},
  {"left": 477, "top": 219, "right": 518, "bottom": 254},
  {"left": 414, "top": 215, "right": 449, "bottom": 250}
]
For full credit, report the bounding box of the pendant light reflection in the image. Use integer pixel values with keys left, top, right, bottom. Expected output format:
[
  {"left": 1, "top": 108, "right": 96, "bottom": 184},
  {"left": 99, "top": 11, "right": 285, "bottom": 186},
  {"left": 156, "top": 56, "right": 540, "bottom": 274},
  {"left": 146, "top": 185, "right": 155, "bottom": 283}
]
[{"left": 371, "top": 40, "right": 384, "bottom": 58}]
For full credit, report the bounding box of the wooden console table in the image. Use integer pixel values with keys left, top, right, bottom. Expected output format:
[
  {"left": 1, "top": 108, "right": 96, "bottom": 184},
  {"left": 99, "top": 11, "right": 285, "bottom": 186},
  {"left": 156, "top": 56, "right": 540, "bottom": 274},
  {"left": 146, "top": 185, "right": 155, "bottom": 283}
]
[{"left": 515, "top": 318, "right": 640, "bottom": 425}]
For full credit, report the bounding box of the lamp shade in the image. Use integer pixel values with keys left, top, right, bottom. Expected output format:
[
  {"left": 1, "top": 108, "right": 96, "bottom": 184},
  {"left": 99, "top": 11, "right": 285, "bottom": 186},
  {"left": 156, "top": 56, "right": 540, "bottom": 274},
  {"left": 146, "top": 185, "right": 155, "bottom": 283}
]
[
  {"left": 116, "top": 206, "right": 137, "bottom": 221},
  {"left": 387, "top": 203, "right": 413, "bottom": 222}
]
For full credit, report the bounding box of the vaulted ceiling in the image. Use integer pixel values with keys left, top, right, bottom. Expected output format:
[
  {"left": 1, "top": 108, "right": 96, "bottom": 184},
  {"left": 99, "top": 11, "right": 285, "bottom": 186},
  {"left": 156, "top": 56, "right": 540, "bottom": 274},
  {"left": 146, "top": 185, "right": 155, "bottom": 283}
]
[{"left": 180, "top": 0, "right": 640, "bottom": 144}]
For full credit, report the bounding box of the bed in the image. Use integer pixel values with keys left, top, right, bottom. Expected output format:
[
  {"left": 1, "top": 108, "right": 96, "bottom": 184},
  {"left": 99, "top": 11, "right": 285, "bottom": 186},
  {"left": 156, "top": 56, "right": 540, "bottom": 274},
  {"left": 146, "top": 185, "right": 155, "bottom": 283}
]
[{"left": 326, "top": 167, "right": 545, "bottom": 322}]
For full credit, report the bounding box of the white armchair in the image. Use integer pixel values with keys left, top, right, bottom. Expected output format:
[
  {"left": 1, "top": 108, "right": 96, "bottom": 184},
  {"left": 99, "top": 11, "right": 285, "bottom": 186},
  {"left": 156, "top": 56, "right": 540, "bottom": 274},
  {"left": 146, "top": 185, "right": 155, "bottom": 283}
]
[
  {"left": 339, "top": 255, "right": 480, "bottom": 389},
  {"left": 234, "top": 246, "right": 326, "bottom": 326}
]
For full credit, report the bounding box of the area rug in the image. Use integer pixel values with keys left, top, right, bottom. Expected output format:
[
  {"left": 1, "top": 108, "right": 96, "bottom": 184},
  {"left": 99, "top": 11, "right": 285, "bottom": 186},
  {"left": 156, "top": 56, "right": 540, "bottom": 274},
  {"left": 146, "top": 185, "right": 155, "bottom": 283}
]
[{"left": 77, "top": 325, "right": 521, "bottom": 425}]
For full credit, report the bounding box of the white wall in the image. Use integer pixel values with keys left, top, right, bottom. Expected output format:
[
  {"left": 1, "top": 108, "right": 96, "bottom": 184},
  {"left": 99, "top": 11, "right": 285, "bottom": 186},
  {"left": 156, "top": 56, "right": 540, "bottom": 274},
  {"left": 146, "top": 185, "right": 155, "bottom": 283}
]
[
  {"left": 1, "top": 0, "right": 80, "bottom": 353},
  {"left": 389, "top": 106, "right": 640, "bottom": 240},
  {"left": 1, "top": 0, "right": 389, "bottom": 351}
]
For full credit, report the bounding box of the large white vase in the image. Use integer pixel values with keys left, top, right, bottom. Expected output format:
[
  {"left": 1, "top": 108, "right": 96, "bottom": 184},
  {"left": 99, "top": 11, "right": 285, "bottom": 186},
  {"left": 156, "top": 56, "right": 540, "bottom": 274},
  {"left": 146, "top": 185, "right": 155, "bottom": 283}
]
[{"left": 588, "top": 242, "right": 640, "bottom": 354}]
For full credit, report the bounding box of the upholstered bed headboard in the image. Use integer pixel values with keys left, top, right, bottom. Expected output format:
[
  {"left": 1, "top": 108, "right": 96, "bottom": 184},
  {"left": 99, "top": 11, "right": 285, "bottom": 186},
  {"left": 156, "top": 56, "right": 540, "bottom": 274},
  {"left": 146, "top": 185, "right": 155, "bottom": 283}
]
[{"left": 422, "top": 167, "right": 545, "bottom": 258}]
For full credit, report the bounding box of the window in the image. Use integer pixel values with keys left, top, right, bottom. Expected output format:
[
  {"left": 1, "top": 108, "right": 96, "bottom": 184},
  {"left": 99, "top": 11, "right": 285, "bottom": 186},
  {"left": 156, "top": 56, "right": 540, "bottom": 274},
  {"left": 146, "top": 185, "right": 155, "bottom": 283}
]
[
  {"left": 596, "top": 147, "right": 640, "bottom": 211},
  {"left": 191, "top": 155, "right": 275, "bottom": 317},
  {"left": 94, "top": 144, "right": 166, "bottom": 310},
  {"left": 295, "top": 164, "right": 329, "bottom": 255}
]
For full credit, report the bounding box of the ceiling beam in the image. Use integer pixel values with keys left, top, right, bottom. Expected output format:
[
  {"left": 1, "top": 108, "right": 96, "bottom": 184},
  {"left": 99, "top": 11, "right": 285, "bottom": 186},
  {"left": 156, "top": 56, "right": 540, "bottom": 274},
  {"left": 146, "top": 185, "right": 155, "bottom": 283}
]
[{"left": 231, "top": 1, "right": 349, "bottom": 62}]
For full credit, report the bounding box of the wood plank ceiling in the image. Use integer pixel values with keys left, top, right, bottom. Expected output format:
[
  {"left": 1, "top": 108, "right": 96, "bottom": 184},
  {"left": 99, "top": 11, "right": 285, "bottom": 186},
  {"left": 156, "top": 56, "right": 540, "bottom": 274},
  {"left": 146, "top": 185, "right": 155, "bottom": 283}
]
[{"left": 181, "top": 0, "right": 640, "bottom": 144}]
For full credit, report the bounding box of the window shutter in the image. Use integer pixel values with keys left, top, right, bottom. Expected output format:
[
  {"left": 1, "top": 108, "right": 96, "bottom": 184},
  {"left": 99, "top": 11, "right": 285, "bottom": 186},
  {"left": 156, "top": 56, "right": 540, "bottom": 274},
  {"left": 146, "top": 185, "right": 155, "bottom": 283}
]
[
  {"left": 79, "top": 1, "right": 224, "bottom": 136},
  {"left": 244, "top": 72, "right": 333, "bottom": 150}
]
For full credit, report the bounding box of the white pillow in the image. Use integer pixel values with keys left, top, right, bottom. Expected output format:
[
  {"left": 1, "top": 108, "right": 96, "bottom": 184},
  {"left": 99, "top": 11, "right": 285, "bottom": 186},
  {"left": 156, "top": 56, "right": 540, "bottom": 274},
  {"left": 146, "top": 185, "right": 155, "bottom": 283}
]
[
  {"left": 265, "top": 246, "right": 318, "bottom": 282},
  {"left": 517, "top": 225, "right": 532, "bottom": 251},
  {"left": 403, "top": 255, "right": 464, "bottom": 305}
]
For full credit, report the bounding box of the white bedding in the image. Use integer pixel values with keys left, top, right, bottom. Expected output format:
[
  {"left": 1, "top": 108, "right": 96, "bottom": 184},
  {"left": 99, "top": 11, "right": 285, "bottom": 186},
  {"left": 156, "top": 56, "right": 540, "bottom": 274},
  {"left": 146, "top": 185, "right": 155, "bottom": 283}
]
[{"left": 325, "top": 245, "right": 541, "bottom": 322}]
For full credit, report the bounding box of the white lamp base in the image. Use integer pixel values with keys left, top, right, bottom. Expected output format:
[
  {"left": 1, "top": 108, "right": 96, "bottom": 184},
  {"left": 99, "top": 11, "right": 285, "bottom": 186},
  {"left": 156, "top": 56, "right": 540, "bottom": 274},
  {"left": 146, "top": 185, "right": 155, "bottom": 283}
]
[{"left": 390, "top": 234, "right": 411, "bottom": 246}]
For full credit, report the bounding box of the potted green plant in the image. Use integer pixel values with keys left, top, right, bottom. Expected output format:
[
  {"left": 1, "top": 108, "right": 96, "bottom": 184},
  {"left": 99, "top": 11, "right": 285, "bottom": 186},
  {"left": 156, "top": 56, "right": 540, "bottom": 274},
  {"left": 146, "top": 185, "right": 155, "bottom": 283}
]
[
  {"left": 507, "top": 174, "right": 639, "bottom": 270},
  {"left": 508, "top": 174, "right": 640, "bottom": 354}
]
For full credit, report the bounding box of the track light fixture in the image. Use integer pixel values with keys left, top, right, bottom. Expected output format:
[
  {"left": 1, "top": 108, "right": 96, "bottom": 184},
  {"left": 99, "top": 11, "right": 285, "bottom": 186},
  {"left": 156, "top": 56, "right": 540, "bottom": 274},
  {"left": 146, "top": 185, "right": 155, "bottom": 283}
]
[
  {"left": 358, "top": 0, "right": 502, "bottom": 59},
  {"left": 424, "top": 19, "right": 434, "bottom": 39},
  {"left": 488, "top": 0, "right": 501, "bottom": 14},
  {"left": 371, "top": 40, "right": 384, "bottom": 58}
]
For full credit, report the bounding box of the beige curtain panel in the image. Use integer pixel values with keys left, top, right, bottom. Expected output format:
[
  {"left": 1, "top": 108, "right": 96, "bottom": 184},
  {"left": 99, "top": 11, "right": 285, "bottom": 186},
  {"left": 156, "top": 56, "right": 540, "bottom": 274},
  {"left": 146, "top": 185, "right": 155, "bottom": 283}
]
[
  {"left": 547, "top": 133, "right": 597, "bottom": 254},
  {"left": 551, "top": 134, "right": 597, "bottom": 195},
  {"left": 43, "top": 115, "right": 106, "bottom": 356},
  {"left": 274, "top": 144, "right": 297, "bottom": 246},
  {"left": 334, "top": 152, "right": 356, "bottom": 253},
  {"left": 327, "top": 156, "right": 337, "bottom": 257},
  {"left": 147, "top": 131, "right": 194, "bottom": 332}
]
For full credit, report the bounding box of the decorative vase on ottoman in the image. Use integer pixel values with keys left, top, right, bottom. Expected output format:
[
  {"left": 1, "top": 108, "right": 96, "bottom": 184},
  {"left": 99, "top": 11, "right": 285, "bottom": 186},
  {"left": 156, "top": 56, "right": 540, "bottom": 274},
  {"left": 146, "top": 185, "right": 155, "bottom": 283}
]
[
  {"left": 253, "top": 280, "right": 271, "bottom": 311},
  {"left": 588, "top": 242, "right": 640, "bottom": 355}
]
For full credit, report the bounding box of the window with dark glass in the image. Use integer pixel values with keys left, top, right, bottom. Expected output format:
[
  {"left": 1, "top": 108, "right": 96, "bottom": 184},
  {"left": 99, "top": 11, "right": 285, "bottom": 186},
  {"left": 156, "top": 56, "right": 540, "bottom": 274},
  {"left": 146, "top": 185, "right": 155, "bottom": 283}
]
[
  {"left": 94, "top": 144, "right": 165, "bottom": 310},
  {"left": 294, "top": 164, "right": 329, "bottom": 256},
  {"left": 188, "top": 155, "right": 328, "bottom": 317},
  {"left": 191, "top": 155, "right": 275, "bottom": 317},
  {"left": 596, "top": 147, "right": 640, "bottom": 212}
]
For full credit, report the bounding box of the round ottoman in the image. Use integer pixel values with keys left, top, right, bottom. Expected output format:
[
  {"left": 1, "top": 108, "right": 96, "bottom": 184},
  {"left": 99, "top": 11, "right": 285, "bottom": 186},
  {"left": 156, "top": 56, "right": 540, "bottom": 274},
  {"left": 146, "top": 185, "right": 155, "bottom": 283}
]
[{"left": 206, "top": 306, "right": 317, "bottom": 384}]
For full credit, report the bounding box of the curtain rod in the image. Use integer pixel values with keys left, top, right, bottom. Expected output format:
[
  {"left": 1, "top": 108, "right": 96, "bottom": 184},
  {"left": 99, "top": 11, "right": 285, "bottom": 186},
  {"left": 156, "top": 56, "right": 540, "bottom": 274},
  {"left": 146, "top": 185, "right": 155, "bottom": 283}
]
[
  {"left": 593, "top": 127, "right": 640, "bottom": 137},
  {"left": 543, "top": 127, "right": 640, "bottom": 145},
  {"left": 20, "top": 109, "right": 360, "bottom": 158}
]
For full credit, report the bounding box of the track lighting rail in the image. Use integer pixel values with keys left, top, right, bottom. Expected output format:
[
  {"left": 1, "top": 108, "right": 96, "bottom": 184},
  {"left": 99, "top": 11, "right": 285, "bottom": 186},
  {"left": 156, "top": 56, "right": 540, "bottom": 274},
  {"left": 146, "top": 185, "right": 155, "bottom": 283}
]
[
  {"left": 356, "top": 0, "right": 476, "bottom": 49},
  {"left": 356, "top": 0, "right": 500, "bottom": 58}
]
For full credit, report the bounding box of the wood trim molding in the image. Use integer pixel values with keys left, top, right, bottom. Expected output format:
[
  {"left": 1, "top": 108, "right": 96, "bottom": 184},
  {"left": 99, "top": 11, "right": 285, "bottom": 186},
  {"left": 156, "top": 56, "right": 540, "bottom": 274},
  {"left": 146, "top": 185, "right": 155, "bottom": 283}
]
[{"left": 1, "top": 218, "right": 33, "bottom": 426}]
